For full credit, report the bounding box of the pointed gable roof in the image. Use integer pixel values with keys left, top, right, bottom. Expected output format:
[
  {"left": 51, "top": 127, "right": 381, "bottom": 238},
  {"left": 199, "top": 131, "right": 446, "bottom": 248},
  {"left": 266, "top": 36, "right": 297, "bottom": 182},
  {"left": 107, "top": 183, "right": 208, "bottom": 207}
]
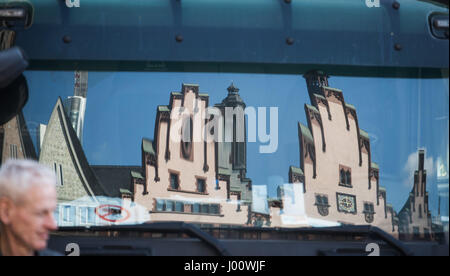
[
  {"left": 16, "top": 111, "right": 37, "bottom": 160},
  {"left": 0, "top": 112, "right": 37, "bottom": 164},
  {"left": 39, "top": 97, "right": 109, "bottom": 199}
]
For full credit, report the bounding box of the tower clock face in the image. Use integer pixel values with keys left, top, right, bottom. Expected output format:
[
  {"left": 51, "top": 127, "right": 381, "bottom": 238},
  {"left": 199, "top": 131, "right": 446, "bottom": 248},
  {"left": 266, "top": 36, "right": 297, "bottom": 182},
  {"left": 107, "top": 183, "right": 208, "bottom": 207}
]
[{"left": 337, "top": 193, "right": 356, "bottom": 214}]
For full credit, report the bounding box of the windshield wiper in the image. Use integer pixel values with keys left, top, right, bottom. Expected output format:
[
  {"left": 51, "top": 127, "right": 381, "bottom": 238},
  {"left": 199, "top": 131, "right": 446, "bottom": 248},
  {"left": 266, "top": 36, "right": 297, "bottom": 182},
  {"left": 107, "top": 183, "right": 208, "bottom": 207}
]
[
  {"left": 293, "top": 225, "right": 414, "bottom": 256},
  {"left": 56, "top": 222, "right": 231, "bottom": 256},
  {"left": 200, "top": 224, "right": 414, "bottom": 256}
]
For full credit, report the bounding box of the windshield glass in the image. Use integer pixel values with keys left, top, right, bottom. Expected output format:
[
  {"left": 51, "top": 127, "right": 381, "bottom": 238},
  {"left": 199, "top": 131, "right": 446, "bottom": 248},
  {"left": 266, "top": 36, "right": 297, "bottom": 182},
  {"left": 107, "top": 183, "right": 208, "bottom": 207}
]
[{"left": 2, "top": 69, "right": 445, "bottom": 242}]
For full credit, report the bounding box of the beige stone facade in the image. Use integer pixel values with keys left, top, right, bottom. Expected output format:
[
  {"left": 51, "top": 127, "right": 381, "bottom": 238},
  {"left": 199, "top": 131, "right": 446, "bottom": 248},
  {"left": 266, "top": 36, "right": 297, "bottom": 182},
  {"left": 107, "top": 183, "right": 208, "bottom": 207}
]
[
  {"left": 39, "top": 98, "right": 108, "bottom": 209},
  {"left": 129, "top": 75, "right": 401, "bottom": 233},
  {"left": 132, "top": 84, "right": 251, "bottom": 226},
  {"left": 268, "top": 71, "right": 398, "bottom": 234}
]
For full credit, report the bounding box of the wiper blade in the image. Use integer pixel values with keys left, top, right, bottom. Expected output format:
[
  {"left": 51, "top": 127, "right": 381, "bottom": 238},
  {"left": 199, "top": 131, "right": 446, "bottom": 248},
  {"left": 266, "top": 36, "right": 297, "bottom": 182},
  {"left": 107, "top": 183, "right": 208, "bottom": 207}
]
[{"left": 56, "top": 222, "right": 231, "bottom": 256}]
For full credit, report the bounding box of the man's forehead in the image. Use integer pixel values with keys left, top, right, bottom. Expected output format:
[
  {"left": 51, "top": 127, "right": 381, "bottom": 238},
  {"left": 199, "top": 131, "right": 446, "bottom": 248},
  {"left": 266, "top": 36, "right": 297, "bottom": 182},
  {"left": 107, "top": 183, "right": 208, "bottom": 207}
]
[{"left": 20, "top": 183, "right": 56, "bottom": 206}]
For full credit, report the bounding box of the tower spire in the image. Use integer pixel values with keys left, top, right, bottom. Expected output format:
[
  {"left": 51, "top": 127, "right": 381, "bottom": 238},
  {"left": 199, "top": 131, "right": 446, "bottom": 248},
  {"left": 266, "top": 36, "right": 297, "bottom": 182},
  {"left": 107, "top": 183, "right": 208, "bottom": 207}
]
[{"left": 227, "top": 82, "right": 240, "bottom": 95}]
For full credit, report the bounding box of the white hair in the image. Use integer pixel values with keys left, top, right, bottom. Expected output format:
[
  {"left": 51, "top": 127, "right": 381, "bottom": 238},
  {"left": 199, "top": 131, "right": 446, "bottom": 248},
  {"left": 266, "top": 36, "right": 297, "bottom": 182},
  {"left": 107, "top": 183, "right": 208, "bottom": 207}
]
[{"left": 0, "top": 159, "right": 57, "bottom": 204}]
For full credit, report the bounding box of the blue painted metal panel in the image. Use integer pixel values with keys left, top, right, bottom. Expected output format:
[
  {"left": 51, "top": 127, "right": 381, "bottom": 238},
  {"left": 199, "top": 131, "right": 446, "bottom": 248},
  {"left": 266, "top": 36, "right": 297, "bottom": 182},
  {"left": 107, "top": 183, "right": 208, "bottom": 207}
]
[{"left": 3, "top": 0, "right": 448, "bottom": 69}]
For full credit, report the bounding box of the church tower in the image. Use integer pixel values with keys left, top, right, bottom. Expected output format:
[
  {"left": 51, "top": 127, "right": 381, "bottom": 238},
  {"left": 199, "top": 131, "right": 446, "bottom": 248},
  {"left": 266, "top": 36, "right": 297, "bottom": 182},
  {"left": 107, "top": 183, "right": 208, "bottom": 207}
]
[
  {"left": 398, "top": 150, "right": 433, "bottom": 240},
  {"left": 215, "top": 83, "right": 252, "bottom": 204}
]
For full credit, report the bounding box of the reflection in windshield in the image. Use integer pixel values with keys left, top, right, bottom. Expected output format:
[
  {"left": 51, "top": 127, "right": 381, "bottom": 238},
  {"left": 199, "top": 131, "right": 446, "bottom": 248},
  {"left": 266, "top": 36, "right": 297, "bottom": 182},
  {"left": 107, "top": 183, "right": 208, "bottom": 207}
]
[{"left": 1, "top": 70, "right": 448, "bottom": 242}]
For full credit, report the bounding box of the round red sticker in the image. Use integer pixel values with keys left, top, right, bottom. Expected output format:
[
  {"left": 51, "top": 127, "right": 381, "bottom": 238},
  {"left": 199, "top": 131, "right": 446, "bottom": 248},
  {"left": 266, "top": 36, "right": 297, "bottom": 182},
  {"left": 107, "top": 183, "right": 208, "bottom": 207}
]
[{"left": 95, "top": 204, "right": 131, "bottom": 223}]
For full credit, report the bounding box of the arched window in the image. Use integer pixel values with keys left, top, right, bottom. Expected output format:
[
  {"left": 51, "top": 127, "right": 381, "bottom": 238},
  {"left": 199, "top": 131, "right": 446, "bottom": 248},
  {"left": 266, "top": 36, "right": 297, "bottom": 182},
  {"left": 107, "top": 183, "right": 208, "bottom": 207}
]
[
  {"left": 340, "top": 169, "right": 346, "bottom": 185},
  {"left": 345, "top": 170, "right": 351, "bottom": 186},
  {"left": 339, "top": 165, "right": 352, "bottom": 188},
  {"left": 181, "top": 116, "right": 193, "bottom": 160}
]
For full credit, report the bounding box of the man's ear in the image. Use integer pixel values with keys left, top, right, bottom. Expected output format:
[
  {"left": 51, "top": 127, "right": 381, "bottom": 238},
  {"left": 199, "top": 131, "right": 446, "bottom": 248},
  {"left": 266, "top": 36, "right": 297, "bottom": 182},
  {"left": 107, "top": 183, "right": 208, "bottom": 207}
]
[{"left": 0, "top": 197, "right": 14, "bottom": 225}]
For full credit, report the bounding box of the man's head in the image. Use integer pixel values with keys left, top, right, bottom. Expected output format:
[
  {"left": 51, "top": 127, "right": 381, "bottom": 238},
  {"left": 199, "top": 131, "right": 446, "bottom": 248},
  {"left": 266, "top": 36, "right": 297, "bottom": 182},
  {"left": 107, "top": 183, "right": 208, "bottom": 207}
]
[{"left": 0, "top": 159, "right": 57, "bottom": 255}]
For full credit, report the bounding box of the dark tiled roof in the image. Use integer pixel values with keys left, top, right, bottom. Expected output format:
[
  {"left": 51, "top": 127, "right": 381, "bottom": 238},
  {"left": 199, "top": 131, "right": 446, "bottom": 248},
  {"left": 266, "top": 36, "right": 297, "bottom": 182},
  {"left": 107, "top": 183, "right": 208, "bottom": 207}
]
[
  {"left": 17, "top": 112, "right": 37, "bottom": 160},
  {"left": 91, "top": 165, "right": 142, "bottom": 198}
]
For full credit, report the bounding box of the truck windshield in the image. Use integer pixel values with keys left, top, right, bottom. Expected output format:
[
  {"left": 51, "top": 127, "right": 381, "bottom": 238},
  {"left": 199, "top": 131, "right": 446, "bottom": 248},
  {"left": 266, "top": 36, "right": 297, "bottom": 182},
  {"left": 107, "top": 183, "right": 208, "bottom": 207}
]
[{"left": 3, "top": 69, "right": 444, "bottom": 243}]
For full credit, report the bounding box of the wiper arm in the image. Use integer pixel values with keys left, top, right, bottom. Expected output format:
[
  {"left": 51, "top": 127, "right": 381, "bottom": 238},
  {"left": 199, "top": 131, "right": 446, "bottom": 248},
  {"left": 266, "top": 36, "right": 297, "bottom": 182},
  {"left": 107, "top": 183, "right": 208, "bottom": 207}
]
[
  {"left": 299, "top": 225, "right": 413, "bottom": 256},
  {"left": 201, "top": 224, "right": 414, "bottom": 256},
  {"left": 245, "top": 225, "right": 414, "bottom": 256},
  {"left": 57, "top": 222, "right": 231, "bottom": 256}
]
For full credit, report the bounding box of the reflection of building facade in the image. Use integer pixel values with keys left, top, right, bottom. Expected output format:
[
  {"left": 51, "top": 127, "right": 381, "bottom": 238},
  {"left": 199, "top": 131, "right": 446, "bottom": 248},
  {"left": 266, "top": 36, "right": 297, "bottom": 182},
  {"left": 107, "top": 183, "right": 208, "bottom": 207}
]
[
  {"left": 215, "top": 83, "right": 253, "bottom": 207},
  {"left": 29, "top": 71, "right": 445, "bottom": 237},
  {"left": 267, "top": 71, "right": 398, "bottom": 234},
  {"left": 130, "top": 84, "right": 252, "bottom": 226},
  {"left": 63, "top": 71, "right": 88, "bottom": 144},
  {"left": 38, "top": 98, "right": 110, "bottom": 226},
  {"left": 0, "top": 112, "right": 37, "bottom": 164},
  {"left": 398, "top": 150, "right": 433, "bottom": 240}
]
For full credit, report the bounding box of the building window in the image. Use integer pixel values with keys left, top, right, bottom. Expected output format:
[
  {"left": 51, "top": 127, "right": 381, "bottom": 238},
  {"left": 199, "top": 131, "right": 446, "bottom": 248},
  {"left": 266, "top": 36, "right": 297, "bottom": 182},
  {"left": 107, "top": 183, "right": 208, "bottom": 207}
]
[
  {"left": 9, "top": 144, "right": 18, "bottom": 159},
  {"left": 201, "top": 204, "right": 210, "bottom": 214},
  {"left": 88, "top": 207, "right": 96, "bottom": 224},
  {"left": 156, "top": 199, "right": 164, "bottom": 211},
  {"left": 170, "top": 173, "right": 179, "bottom": 190},
  {"left": 154, "top": 200, "right": 220, "bottom": 216},
  {"left": 210, "top": 204, "right": 220, "bottom": 215},
  {"left": 165, "top": 200, "right": 174, "bottom": 212},
  {"left": 193, "top": 203, "right": 200, "bottom": 214},
  {"left": 197, "top": 178, "right": 206, "bottom": 193},
  {"left": 54, "top": 163, "right": 64, "bottom": 186},
  {"left": 315, "top": 194, "right": 330, "bottom": 217},
  {"left": 340, "top": 169, "right": 346, "bottom": 184},
  {"left": 413, "top": 227, "right": 420, "bottom": 240},
  {"left": 181, "top": 116, "right": 193, "bottom": 160},
  {"left": 80, "top": 207, "right": 89, "bottom": 225},
  {"left": 345, "top": 171, "right": 351, "bottom": 186},
  {"left": 339, "top": 165, "right": 352, "bottom": 188},
  {"left": 419, "top": 204, "right": 423, "bottom": 219},
  {"left": 53, "top": 207, "right": 60, "bottom": 225},
  {"left": 363, "top": 202, "right": 375, "bottom": 223},
  {"left": 62, "top": 205, "right": 75, "bottom": 223},
  {"left": 175, "top": 201, "right": 184, "bottom": 212},
  {"left": 59, "top": 164, "right": 64, "bottom": 186}
]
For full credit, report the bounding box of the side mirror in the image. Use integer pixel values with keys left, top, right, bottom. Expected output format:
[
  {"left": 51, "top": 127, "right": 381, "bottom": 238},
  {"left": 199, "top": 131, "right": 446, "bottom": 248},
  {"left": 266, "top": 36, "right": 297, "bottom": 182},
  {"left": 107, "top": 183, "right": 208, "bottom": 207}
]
[{"left": 0, "top": 46, "right": 29, "bottom": 125}]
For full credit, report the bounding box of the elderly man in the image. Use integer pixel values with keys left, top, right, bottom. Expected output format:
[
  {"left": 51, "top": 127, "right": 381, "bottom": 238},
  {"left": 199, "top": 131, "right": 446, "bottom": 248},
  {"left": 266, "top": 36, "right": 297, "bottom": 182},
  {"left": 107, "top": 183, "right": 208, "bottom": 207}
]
[{"left": 0, "top": 159, "right": 60, "bottom": 256}]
